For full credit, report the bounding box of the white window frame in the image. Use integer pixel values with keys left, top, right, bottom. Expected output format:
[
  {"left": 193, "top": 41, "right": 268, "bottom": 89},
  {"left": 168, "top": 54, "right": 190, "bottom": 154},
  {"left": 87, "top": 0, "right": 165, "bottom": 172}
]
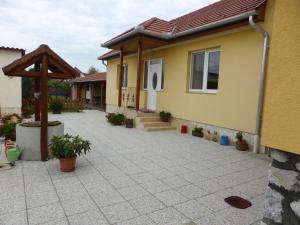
[
  {"left": 189, "top": 48, "right": 220, "bottom": 94},
  {"left": 143, "top": 60, "right": 149, "bottom": 91}
]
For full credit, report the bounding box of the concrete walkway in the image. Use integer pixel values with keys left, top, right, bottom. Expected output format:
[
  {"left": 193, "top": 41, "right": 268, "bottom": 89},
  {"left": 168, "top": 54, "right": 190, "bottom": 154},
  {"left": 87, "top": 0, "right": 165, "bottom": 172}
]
[{"left": 0, "top": 110, "right": 270, "bottom": 225}]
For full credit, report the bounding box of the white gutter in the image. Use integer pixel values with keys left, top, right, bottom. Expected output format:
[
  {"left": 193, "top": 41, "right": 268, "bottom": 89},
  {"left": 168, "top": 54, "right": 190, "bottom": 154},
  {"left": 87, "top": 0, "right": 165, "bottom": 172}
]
[
  {"left": 102, "top": 10, "right": 258, "bottom": 47},
  {"left": 249, "top": 15, "right": 270, "bottom": 153}
]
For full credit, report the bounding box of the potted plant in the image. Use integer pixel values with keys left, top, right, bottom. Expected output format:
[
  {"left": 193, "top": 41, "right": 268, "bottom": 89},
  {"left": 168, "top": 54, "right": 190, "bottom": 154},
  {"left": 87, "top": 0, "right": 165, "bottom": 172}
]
[
  {"left": 192, "top": 127, "right": 204, "bottom": 137},
  {"left": 49, "top": 98, "right": 64, "bottom": 114},
  {"left": 2, "top": 114, "right": 21, "bottom": 124},
  {"left": 0, "top": 123, "right": 17, "bottom": 141},
  {"left": 50, "top": 134, "right": 91, "bottom": 172},
  {"left": 159, "top": 111, "right": 171, "bottom": 122},
  {"left": 22, "top": 105, "right": 34, "bottom": 118},
  {"left": 205, "top": 130, "right": 211, "bottom": 140},
  {"left": 212, "top": 131, "right": 218, "bottom": 142},
  {"left": 125, "top": 118, "right": 134, "bottom": 128},
  {"left": 235, "top": 131, "right": 249, "bottom": 151}
]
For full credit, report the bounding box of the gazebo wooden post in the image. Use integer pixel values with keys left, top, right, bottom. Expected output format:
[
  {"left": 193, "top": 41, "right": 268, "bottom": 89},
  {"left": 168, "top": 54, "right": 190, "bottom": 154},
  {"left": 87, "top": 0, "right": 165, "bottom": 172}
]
[
  {"left": 118, "top": 48, "right": 124, "bottom": 107},
  {"left": 34, "top": 62, "right": 41, "bottom": 121},
  {"left": 40, "top": 54, "right": 49, "bottom": 161},
  {"left": 135, "top": 40, "right": 143, "bottom": 110}
]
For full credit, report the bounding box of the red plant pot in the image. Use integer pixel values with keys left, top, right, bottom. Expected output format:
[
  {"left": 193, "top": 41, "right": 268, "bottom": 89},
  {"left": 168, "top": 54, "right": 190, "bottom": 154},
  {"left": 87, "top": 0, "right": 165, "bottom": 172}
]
[
  {"left": 181, "top": 125, "right": 188, "bottom": 134},
  {"left": 59, "top": 156, "right": 77, "bottom": 172},
  {"left": 160, "top": 117, "right": 170, "bottom": 122}
]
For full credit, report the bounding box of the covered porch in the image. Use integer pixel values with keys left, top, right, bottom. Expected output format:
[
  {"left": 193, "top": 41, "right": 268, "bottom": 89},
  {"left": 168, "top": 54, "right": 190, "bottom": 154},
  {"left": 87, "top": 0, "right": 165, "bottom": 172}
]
[{"left": 71, "top": 72, "right": 106, "bottom": 111}]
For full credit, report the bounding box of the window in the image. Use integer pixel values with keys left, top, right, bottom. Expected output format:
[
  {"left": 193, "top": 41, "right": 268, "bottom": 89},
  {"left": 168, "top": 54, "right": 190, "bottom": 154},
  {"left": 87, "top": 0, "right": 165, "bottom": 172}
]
[
  {"left": 190, "top": 49, "right": 220, "bottom": 92},
  {"left": 122, "top": 64, "right": 128, "bottom": 88}
]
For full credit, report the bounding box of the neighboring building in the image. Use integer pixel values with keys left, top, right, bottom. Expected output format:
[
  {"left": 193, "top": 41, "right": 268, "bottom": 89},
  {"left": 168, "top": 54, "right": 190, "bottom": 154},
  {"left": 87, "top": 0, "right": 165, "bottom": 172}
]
[
  {"left": 0, "top": 46, "right": 25, "bottom": 115},
  {"left": 100, "top": 1, "right": 300, "bottom": 223},
  {"left": 71, "top": 72, "right": 106, "bottom": 110}
]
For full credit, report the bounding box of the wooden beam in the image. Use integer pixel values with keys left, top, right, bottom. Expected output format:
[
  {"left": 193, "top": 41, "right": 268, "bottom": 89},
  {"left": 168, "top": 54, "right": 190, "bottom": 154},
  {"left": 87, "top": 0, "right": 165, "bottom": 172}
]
[
  {"left": 118, "top": 48, "right": 124, "bottom": 107},
  {"left": 7, "top": 70, "right": 74, "bottom": 79},
  {"left": 34, "top": 62, "right": 41, "bottom": 121},
  {"left": 135, "top": 40, "right": 143, "bottom": 110},
  {"left": 40, "top": 54, "right": 48, "bottom": 161}
]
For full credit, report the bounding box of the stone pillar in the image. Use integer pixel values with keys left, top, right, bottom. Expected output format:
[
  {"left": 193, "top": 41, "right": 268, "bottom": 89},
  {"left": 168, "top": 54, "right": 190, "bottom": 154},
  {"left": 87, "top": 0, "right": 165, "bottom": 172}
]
[{"left": 262, "top": 149, "right": 300, "bottom": 225}]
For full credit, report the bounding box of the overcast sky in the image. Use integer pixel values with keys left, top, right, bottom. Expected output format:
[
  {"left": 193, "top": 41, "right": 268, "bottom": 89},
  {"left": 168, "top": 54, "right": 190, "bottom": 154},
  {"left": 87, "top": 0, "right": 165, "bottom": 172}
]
[{"left": 0, "top": 0, "right": 218, "bottom": 72}]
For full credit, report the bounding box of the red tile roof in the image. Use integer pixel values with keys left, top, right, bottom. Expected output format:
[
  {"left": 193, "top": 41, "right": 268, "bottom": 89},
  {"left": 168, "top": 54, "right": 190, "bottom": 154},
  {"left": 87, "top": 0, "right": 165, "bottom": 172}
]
[
  {"left": 101, "top": 0, "right": 266, "bottom": 52},
  {"left": 0, "top": 46, "right": 25, "bottom": 55},
  {"left": 72, "top": 72, "right": 106, "bottom": 83}
]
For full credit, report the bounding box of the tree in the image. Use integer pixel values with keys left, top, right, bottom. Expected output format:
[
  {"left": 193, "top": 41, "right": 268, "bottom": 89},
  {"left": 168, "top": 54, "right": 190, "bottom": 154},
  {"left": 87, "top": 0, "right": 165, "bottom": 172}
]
[
  {"left": 86, "top": 66, "right": 99, "bottom": 75},
  {"left": 22, "top": 77, "right": 34, "bottom": 99}
]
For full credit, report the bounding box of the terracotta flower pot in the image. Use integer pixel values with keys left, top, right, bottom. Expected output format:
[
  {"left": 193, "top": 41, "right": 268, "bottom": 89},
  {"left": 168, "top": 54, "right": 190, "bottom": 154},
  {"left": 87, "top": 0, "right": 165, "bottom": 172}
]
[
  {"left": 160, "top": 117, "right": 170, "bottom": 122},
  {"left": 59, "top": 156, "right": 77, "bottom": 172},
  {"left": 235, "top": 140, "right": 249, "bottom": 151}
]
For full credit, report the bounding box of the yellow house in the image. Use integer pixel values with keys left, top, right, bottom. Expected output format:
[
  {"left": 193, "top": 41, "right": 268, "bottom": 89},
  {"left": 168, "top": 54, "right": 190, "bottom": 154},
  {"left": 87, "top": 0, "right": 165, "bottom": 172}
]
[{"left": 99, "top": 0, "right": 299, "bottom": 156}]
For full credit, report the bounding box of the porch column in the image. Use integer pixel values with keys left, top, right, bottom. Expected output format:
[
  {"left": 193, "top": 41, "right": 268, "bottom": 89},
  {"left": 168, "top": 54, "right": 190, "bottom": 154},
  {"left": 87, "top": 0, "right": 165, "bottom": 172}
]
[
  {"left": 118, "top": 48, "right": 124, "bottom": 107},
  {"left": 90, "top": 83, "right": 94, "bottom": 105},
  {"left": 100, "top": 83, "right": 103, "bottom": 107},
  {"left": 40, "top": 54, "right": 48, "bottom": 161},
  {"left": 135, "top": 40, "right": 143, "bottom": 110},
  {"left": 34, "top": 62, "right": 41, "bottom": 121}
]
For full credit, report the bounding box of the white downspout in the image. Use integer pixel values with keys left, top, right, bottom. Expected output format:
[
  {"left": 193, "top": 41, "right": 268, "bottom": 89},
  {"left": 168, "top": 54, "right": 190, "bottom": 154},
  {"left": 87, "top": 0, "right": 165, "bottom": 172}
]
[{"left": 249, "top": 15, "right": 270, "bottom": 153}]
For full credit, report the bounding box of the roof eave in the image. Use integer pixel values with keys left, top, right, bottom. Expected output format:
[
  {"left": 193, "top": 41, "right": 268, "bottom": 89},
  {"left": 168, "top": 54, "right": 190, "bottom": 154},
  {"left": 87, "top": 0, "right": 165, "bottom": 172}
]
[{"left": 101, "top": 10, "right": 258, "bottom": 49}]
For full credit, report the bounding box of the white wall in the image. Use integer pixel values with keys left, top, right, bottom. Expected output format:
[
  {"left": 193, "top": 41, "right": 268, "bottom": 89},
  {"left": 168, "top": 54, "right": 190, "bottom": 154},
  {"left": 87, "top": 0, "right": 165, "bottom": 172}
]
[{"left": 0, "top": 50, "right": 22, "bottom": 115}]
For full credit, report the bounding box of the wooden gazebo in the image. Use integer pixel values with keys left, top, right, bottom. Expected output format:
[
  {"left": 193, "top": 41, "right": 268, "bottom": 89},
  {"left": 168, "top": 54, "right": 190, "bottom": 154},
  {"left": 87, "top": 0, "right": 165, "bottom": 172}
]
[{"left": 2, "top": 44, "right": 79, "bottom": 161}]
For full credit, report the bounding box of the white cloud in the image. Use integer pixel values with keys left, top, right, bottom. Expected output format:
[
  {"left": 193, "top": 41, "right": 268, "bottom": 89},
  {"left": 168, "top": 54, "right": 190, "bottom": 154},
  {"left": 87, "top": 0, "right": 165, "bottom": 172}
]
[{"left": 0, "top": 0, "right": 217, "bottom": 72}]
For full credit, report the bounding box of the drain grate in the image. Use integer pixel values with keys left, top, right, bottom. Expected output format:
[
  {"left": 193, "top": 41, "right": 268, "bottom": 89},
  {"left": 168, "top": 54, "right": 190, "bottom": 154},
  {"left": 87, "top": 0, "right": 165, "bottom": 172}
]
[{"left": 224, "top": 196, "right": 252, "bottom": 209}]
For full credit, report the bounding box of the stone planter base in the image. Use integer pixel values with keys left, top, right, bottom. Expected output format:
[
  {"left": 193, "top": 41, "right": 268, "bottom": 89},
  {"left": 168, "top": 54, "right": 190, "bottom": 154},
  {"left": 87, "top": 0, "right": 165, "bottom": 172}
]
[
  {"left": 16, "top": 121, "right": 64, "bottom": 161},
  {"left": 263, "top": 149, "right": 300, "bottom": 225}
]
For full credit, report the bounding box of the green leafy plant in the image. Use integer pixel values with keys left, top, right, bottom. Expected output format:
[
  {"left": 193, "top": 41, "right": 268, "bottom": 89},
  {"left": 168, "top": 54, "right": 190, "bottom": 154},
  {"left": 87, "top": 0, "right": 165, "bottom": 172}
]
[
  {"left": 49, "top": 98, "right": 64, "bottom": 113},
  {"left": 193, "top": 127, "right": 203, "bottom": 133},
  {"left": 2, "top": 114, "right": 21, "bottom": 123},
  {"left": 159, "top": 110, "right": 171, "bottom": 122},
  {"left": 0, "top": 123, "right": 16, "bottom": 140},
  {"left": 235, "top": 131, "right": 244, "bottom": 141},
  {"left": 22, "top": 105, "right": 34, "bottom": 118},
  {"left": 50, "top": 134, "right": 91, "bottom": 159},
  {"left": 106, "top": 113, "right": 125, "bottom": 125}
]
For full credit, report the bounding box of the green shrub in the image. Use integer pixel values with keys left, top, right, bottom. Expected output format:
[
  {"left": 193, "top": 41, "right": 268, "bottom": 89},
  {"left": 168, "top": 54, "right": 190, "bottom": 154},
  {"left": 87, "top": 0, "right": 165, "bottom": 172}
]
[
  {"left": 193, "top": 127, "right": 203, "bottom": 133},
  {"left": 106, "top": 113, "right": 125, "bottom": 125},
  {"left": 50, "top": 134, "right": 91, "bottom": 159},
  {"left": 49, "top": 98, "right": 64, "bottom": 113},
  {"left": 235, "top": 131, "right": 244, "bottom": 141},
  {"left": 159, "top": 110, "right": 171, "bottom": 119}
]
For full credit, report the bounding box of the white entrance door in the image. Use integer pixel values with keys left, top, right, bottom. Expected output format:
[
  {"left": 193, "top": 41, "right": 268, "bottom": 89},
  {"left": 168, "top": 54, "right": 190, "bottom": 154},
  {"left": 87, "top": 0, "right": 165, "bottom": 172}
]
[{"left": 147, "top": 59, "right": 163, "bottom": 111}]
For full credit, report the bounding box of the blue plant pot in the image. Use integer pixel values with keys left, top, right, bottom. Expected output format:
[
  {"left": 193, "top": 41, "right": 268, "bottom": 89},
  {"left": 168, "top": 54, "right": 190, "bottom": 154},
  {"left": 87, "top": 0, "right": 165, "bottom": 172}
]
[{"left": 220, "top": 135, "right": 230, "bottom": 146}]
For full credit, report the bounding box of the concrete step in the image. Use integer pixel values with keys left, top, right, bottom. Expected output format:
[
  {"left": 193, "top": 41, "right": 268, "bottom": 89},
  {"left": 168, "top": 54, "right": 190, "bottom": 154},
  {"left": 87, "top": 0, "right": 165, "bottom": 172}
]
[
  {"left": 144, "top": 126, "right": 176, "bottom": 132},
  {"left": 137, "top": 111, "right": 158, "bottom": 117},
  {"left": 143, "top": 121, "right": 172, "bottom": 128},
  {"left": 139, "top": 117, "right": 161, "bottom": 122}
]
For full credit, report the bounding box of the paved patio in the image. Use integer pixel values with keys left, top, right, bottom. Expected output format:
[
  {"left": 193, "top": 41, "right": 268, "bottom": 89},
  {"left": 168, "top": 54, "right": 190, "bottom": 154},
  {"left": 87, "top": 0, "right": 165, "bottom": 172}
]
[{"left": 0, "top": 110, "right": 270, "bottom": 225}]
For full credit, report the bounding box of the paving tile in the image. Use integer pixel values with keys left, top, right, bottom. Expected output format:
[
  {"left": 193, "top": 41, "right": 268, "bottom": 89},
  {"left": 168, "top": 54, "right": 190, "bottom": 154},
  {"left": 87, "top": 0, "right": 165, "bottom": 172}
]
[
  {"left": 174, "top": 200, "right": 212, "bottom": 220},
  {"left": 26, "top": 191, "right": 59, "bottom": 209},
  {"left": 0, "top": 197, "right": 26, "bottom": 215},
  {"left": 130, "top": 172, "right": 157, "bottom": 184},
  {"left": 176, "top": 184, "right": 208, "bottom": 199},
  {"left": 193, "top": 213, "right": 232, "bottom": 225},
  {"left": 154, "top": 190, "right": 188, "bottom": 206},
  {"left": 195, "top": 179, "right": 224, "bottom": 193},
  {"left": 118, "top": 185, "right": 149, "bottom": 200},
  {"left": 141, "top": 180, "right": 171, "bottom": 194},
  {"left": 28, "top": 202, "right": 65, "bottom": 225},
  {"left": 215, "top": 207, "right": 258, "bottom": 225},
  {"left": 101, "top": 202, "right": 139, "bottom": 224},
  {"left": 90, "top": 189, "right": 125, "bottom": 207},
  {"left": 197, "top": 193, "right": 229, "bottom": 212},
  {"left": 61, "top": 196, "right": 97, "bottom": 216},
  {"left": 37, "top": 218, "right": 69, "bottom": 225},
  {"left": 68, "top": 209, "right": 109, "bottom": 225},
  {"left": 161, "top": 176, "right": 190, "bottom": 188},
  {"left": 0, "top": 210, "right": 27, "bottom": 225},
  {"left": 116, "top": 215, "right": 156, "bottom": 225},
  {"left": 129, "top": 195, "right": 165, "bottom": 214},
  {"left": 149, "top": 207, "right": 190, "bottom": 225}
]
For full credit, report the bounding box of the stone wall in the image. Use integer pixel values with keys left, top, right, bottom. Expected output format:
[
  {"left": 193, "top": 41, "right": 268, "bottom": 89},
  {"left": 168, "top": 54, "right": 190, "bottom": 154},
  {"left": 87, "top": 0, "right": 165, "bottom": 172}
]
[{"left": 263, "top": 149, "right": 300, "bottom": 225}]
